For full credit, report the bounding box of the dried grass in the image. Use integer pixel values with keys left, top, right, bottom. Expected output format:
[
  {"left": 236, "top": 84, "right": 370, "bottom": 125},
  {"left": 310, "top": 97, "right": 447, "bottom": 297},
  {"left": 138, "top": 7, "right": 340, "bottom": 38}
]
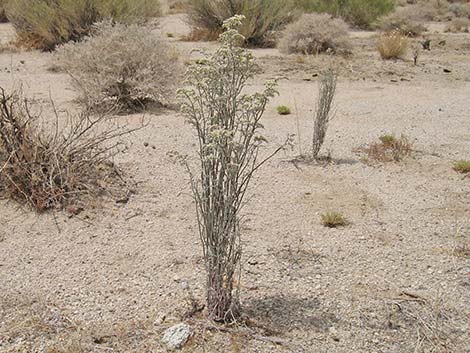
[
  {"left": 387, "top": 291, "right": 465, "bottom": 352},
  {"left": 321, "top": 211, "right": 347, "bottom": 228},
  {"left": 357, "top": 134, "right": 412, "bottom": 162},
  {"left": 377, "top": 30, "right": 409, "bottom": 60},
  {"left": 0, "top": 88, "right": 137, "bottom": 212}
]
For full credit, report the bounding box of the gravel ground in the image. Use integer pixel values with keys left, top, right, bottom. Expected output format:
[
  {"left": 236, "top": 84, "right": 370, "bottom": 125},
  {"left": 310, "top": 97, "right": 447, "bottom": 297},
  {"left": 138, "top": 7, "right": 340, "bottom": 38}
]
[{"left": 1, "top": 14, "right": 469, "bottom": 353}]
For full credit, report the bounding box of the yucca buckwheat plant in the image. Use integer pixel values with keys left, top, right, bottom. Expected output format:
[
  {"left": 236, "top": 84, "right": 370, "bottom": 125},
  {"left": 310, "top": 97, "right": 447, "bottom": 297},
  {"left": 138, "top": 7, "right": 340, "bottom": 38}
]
[{"left": 178, "top": 15, "right": 283, "bottom": 322}]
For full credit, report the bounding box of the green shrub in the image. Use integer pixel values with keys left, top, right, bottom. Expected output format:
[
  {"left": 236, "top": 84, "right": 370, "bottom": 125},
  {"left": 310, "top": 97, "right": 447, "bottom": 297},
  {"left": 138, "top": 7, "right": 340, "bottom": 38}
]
[
  {"left": 294, "top": 0, "right": 395, "bottom": 29},
  {"left": 186, "top": 0, "right": 297, "bottom": 47},
  {"left": 6, "top": 0, "right": 161, "bottom": 50}
]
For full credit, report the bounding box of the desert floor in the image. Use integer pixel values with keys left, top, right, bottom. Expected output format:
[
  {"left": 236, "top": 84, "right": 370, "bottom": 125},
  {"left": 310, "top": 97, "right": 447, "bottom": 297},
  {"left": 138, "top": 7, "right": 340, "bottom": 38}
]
[{"left": 0, "top": 13, "right": 469, "bottom": 353}]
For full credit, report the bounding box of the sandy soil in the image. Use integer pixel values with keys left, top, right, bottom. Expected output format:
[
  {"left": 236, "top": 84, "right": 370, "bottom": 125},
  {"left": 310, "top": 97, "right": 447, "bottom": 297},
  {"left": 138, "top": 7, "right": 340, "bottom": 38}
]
[{"left": 1, "top": 13, "right": 469, "bottom": 353}]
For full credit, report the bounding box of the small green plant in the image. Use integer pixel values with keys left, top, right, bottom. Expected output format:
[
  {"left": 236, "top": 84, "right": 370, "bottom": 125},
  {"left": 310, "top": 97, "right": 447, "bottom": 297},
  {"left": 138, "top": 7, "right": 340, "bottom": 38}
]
[
  {"left": 379, "top": 134, "right": 396, "bottom": 145},
  {"left": 453, "top": 160, "right": 470, "bottom": 174},
  {"left": 277, "top": 105, "right": 291, "bottom": 115},
  {"left": 321, "top": 211, "right": 347, "bottom": 228}
]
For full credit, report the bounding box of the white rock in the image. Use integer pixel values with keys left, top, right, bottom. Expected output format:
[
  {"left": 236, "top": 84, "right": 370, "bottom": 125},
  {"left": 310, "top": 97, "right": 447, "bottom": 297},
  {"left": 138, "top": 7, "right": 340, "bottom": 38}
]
[{"left": 162, "top": 323, "right": 193, "bottom": 350}]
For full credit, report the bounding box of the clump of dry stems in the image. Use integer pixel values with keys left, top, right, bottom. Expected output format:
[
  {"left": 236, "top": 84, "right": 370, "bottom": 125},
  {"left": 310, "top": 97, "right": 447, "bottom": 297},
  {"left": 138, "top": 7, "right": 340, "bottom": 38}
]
[
  {"left": 0, "top": 88, "right": 136, "bottom": 212},
  {"left": 358, "top": 134, "right": 412, "bottom": 162},
  {"left": 377, "top": 30, "right": 409, "bottom": 59},
  {"left": 312, "top": 70, "right": 337, "bottom": 159}
]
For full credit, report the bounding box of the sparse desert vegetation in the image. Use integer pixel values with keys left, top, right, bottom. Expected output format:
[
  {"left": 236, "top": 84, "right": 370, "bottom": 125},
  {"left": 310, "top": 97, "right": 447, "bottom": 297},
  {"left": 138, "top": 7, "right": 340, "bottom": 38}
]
[
  {"left": 6, "top": 0, "right": 161, "bottom": 50},
  {"left": 295, "top": 0, "right": 395, "bottom": 28},
  {"left": 1, "top": 1, "right": 470, "bottom": 352}
]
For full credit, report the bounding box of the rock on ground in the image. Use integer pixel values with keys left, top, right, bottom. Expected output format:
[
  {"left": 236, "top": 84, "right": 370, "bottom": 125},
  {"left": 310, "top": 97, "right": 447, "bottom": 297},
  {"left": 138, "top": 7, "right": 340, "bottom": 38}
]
[{"left": 162, "top": 323, "right": 193, "bottom": 350}]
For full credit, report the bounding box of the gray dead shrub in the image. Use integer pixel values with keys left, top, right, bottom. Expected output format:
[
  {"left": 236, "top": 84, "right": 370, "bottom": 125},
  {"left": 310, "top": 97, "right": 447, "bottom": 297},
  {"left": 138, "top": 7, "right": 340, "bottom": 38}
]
[
  {"left": 312, "top": 70, "right": 337, "bottom": 159},
  {"left": 278, "top": 13, "right": 350, "bottom": 55},
  {"left": 56, "top": 21, "right": 180, "bottom": 113},
  {"left": 0, "top": 88, "right": 136, "bottom": 212},
  {"left": 378, "top": 9, "right": 427, "bottom": 37}
]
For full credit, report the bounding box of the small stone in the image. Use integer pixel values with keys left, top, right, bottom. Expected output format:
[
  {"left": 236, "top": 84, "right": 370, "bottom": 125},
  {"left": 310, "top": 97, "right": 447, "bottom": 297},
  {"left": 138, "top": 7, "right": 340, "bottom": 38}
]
[
  {"left": 443, "top": 68, "right": 452, "bottom": 73},
  {"left": 155, "top": 313, "right": 166, "bottom": 325},
  {"left": 144, "top": 142, "right": 149, "bottom": 147},
  {"left": 162, "top": 323, "right": 193, "bottom": 350},
  {"left": 329, "top": 326, "right": 340, "bottom": 341},
  {"left": 248, "top": 259, "right": 258, "bottom": 265},
  {"left": 66, "top": 205, "right": 84, "bottom": 217}
]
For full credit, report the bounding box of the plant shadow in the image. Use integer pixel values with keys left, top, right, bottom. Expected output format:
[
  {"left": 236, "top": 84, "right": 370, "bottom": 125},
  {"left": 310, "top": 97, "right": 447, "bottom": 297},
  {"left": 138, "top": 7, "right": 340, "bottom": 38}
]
[{"left": 245, "top": 294, "right": 339, "bottom": 334}]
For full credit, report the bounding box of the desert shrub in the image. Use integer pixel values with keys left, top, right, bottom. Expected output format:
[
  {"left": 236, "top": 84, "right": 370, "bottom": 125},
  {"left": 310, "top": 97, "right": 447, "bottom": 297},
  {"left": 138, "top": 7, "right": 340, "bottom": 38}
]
[
  {"left": 295, "top": 0, "right": 395, "bottom": 29},
  {"left": 377, "top": 30, "right": 409, "bottom": 59},
  {"left": 358, "top": 134, "right": 412, "bottom": 162},
  {"left": 178, "top": 16, "right": 284, "bottom": 322},
  {"left": 449, "top": 3, "right": 470, "bottom": 18},
  {"left": 321, "top": 211, "right": 347, "bottom": 228},
  {"left": 378, "top": 9, "right": 427, "bottom": 37},
  {"left": 0, "top": 88, "right": 134, "bottom": 212},
  {"left": 445, "top": 17, "right": 470, "bottom": 32},
  {"left": 56, "top": 22, "right": 179, "bottom": 112},
  {"left": 6, "top": 0, "right": 161, "bottom": 50},
  {"left": 453, "top": 160, "right": 470, "bottom": 174},
  {"left": 312, "top": 70, "right": 337, "bottom": 159},
  {"left": 278, "top": 13, "right": 350, "bottom": 55},
  {"left": 0, "top": 0, "right": 8, "bottom": 22},
  {"left": 186, "top": 0, "right": 297, "bottom": 47}
]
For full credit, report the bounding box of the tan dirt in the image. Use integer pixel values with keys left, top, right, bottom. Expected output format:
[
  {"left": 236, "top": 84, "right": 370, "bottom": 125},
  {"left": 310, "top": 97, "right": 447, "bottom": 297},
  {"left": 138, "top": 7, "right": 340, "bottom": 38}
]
[{"left": 1, "top": 13, "right": 469, "bottom": 353}]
